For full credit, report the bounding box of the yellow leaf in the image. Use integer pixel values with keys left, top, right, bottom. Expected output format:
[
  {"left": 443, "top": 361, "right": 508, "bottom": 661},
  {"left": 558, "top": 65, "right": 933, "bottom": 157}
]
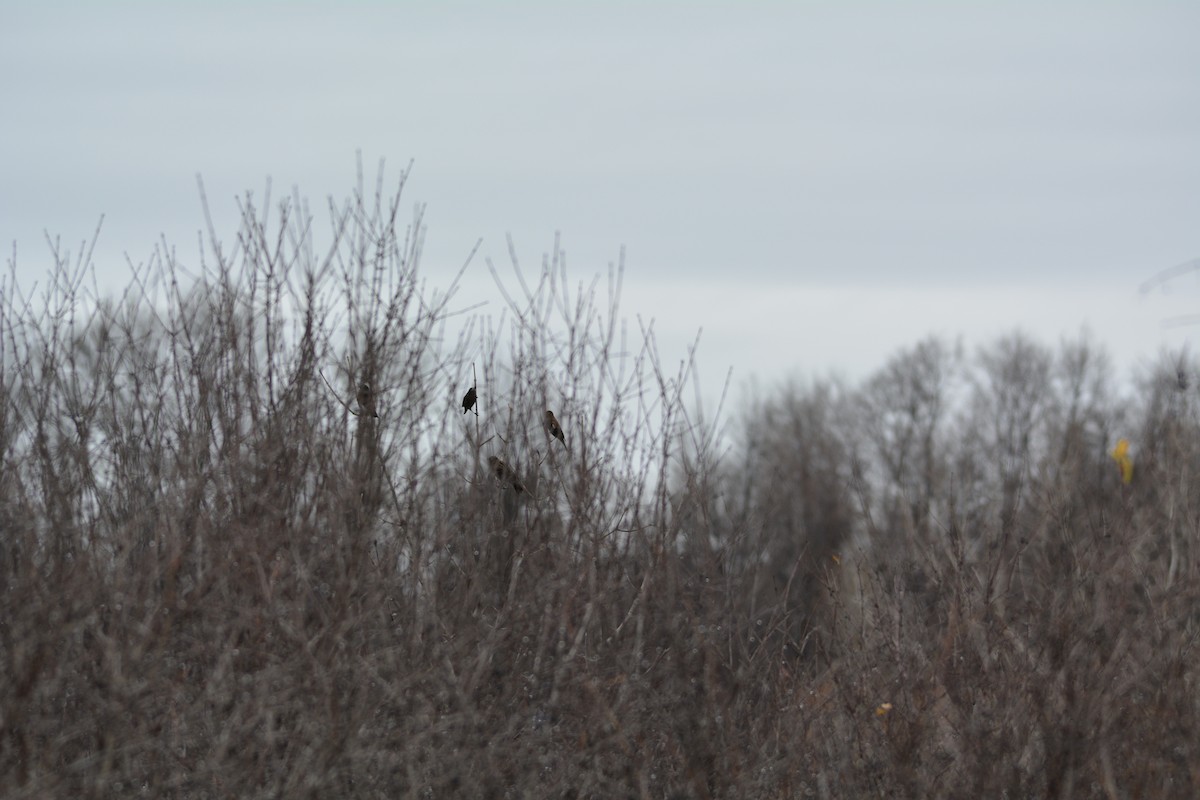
[
  {"left": 1110, "top": 438, "right": 1133, "bottom": 485},
  {"left": 875, "top": 702, "right": 893, "bottom": 717}
]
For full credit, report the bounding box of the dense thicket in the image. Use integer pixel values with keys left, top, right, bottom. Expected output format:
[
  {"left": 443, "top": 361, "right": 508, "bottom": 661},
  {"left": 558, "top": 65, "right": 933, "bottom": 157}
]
[{"left": 2, "top": 171, "right": 1197, "bottom": 798}]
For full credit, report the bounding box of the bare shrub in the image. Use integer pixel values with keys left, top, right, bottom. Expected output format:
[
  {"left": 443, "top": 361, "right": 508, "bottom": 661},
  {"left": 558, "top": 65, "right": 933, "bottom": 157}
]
[
  {"left": 1, "top": 166, "right": 782, "bottom": 798},
  {"left": 4, "top": 167, "right": 1200, "bottom": 798},
  {"left": 729, "top": 331, "right": 1200, "bottom": 797}
]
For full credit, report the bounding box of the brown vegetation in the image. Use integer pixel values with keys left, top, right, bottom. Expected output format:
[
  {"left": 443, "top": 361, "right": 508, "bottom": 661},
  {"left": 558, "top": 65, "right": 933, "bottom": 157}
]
[{"left": 2, "top": 170, "right": 1198, "bottom": 798}]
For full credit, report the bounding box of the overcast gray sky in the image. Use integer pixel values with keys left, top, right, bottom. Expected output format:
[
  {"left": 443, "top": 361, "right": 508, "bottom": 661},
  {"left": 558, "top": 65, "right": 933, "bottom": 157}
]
[{"left": 3, "top": 2, "right": 1199, "bottom": 407}]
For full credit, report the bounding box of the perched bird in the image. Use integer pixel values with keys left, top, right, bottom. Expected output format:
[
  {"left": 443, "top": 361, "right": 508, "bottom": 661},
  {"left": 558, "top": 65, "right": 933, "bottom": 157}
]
[
  {"left": 487, "top": 455, "right": 525, "bottom": 493},
  {"left": 1178, "top": 369, "right": 1189, "bottom": 392},
  {"left": 357, "top": 381, "right": 378, "bottom": 418},
  {"left": 462, "top": 386, "right": 477, "bottom": 414},
  {"left": 545, "top": 409, "right": 565, "bottom": 446}
]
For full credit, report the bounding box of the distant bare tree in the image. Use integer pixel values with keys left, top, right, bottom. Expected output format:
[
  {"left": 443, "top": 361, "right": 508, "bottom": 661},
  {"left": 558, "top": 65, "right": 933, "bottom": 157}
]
[
  {"left": 854, "top": 335, "right": 962, "bottom": 544},
  {"left": 1031, "top": 333, "right": 1122, "bottom": 547},
  {"left": 959, "top": 331, "right": 1052, "bottom": 544},
  {"left": 716, "top": 379, "right": 857, "bottom": 661}
]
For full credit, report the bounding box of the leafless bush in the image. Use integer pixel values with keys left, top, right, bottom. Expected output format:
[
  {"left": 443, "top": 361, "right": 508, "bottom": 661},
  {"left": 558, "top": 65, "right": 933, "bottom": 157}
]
[
  {"left": 0, "top": 166, "right": 779, "bottom": 799},
  {"left": 4, "top": 167, "right": 1200, "bottom": 798},
  {"left": 722, "top": 331, "right": 1200, "bottom": 797}
]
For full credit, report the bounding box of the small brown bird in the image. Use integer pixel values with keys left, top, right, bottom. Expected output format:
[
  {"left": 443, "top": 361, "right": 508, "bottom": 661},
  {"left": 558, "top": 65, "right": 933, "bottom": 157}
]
[
  {"left": 357, "top": 381, "right": 378, "bottom": 417},
  {"left": 487, "top": 455, "right": 525, "bottom": 493},
  {"left": 462, "top": 386, "right": 477, "bottom": 414},
  {"left": 545, "top": 410, "right": 565, "bottom": 446}
]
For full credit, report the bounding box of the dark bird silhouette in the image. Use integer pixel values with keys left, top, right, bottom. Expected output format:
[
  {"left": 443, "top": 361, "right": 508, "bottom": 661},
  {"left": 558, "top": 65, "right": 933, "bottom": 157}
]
[
  {"left": 462, "top": 386, "right": 477, "bottom": 414},
  {"left": 487, "top": 455, "right": 525, "bottom": 493},
  {"left": 357, "top": 381, "right": 378, "bottom": 417},
  {"left": 545, "top": 409, "right": 565, "bottom": 446}
]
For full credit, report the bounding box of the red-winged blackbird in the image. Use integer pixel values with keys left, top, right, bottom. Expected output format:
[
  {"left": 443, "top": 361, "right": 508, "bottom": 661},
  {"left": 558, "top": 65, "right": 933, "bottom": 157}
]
[
  {"left": 545, "top": 410, "right": 565, "bottom": 446},
  {"left": 462, "top": 386, "right": 477, "bottom": 414},
  {"left": 357, "top": 382, "right": 378, "bottom": 417},
  {"left": 487, "top": 455, "right": 525, "bottom": 493}
]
